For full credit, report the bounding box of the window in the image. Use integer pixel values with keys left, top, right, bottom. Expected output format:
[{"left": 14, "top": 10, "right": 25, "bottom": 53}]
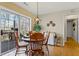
[
  {"left": 20, "top": 16, "right": 31, "bottom": 35},
  {"left": 0, "top": 8, "right": 31, "bottom": 54},
  {"left": 0, "top": 9, "right": 31, "bottom": 41}
]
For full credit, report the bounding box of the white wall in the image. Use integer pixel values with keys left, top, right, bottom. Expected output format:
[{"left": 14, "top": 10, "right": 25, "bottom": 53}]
[
  {"left": 40, "top": 12, "right": 65, "bottom": 46},
  {"left": 40, "top": 10, "right": 79, "bottom": 46},
  {"left": 40, "top": 13, "right": 64, "bottom": 37}
]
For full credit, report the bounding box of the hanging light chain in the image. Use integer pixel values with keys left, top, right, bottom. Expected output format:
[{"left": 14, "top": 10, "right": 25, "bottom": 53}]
[
  {"left": 35, "top": 1, "right": 40, "bottom": 22},
  {"left": 37, "top": 1, "right": 38, "bottom": 18}
]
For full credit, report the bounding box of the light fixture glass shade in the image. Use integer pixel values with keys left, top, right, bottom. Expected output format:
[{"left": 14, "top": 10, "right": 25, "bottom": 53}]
[
  {"left": 36, "top": 18, "right": 39, "bottom": 21},
  {"left": 35, "top": 17, "right": 39, "bottom": 21}
]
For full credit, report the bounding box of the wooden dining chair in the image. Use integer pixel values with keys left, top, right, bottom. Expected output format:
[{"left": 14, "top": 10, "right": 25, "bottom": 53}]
[
  {"left": 27, "top": 32, "right": 44, "bottom": 56},
  {"left": 43, "top": 32, "right": 50, "bottom": 55},
  {"left": 14, "top": 30, "right": 28, "bottom": 56}
]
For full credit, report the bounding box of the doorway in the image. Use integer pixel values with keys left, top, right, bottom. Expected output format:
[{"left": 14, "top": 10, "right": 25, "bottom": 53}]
[
  {"left": 65, "top": 18, "right": 79, "bottom": 48},
  {"left": 67, "top": 19, "right": 78, "bottom": 42}
]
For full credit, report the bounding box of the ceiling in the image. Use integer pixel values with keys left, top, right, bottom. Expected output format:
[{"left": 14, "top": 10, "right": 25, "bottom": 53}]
[{"left": 14, "top": 2, "right": 79, "bottom": 15}]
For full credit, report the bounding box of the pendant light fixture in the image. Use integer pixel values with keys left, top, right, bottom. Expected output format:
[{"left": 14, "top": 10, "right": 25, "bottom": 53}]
[
  {"left": 35, "top": 2, "right": 40, "bottom": 22},
  {"left": 33, "top": 2, "right": 42, "bottom": 32}
]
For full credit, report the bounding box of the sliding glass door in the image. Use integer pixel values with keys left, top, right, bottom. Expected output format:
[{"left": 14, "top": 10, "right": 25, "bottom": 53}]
[
  {"left": 0, "top": 9, "right": 16, "bottom": 54},
  {"left": 0, "top": 8, "right": 31, "bottom": 55}
]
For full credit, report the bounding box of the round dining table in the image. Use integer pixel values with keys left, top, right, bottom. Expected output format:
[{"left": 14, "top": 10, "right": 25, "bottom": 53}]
[{"left": 21, "top": 35, "right": 45, "bottom": 56}]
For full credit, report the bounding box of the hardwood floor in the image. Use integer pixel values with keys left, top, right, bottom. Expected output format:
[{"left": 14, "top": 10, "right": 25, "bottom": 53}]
[
  {"left": 3, "top": 37, "right": 79, "bottom": 56},
  {"left": 48, "top": 37, "right": 79, "bottom": 56},
  {"left": 48, "top": 45, "right": 79, "bottom": 56}
]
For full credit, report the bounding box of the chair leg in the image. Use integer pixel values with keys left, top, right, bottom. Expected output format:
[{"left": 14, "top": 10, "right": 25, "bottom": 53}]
[
  {"left": 25, "top": 46, "right": 28, "bottom": 55},
  {"left": 15, "top": 49, "right": 19, "bottom": 56},
  {"left": 46, "top": 45, "right": 49, "bottom": 56}
]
